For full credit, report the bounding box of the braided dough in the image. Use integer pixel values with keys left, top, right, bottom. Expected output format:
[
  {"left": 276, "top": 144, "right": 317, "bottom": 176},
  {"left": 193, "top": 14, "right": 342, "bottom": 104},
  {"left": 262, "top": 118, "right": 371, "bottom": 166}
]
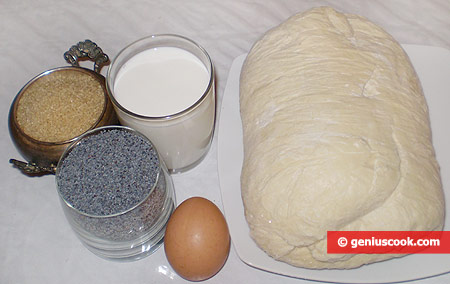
[{"left": 240, "top": 7, "right": 444, "bottom": 269}]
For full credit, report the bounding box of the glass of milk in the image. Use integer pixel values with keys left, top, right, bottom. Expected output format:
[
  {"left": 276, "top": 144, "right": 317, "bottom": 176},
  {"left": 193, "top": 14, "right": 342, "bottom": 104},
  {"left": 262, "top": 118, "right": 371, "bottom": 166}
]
[{"left": 106, "top": 34, "right": 215, "bottom": 173}]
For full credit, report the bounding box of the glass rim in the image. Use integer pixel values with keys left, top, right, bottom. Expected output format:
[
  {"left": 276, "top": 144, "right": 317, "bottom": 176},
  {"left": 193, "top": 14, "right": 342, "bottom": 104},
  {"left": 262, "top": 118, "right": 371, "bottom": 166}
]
[
  {"left": 106, "top": 34, "right": 215, "bottom": 121},
  {"left": 55, "top": 125, "right": 165, "bottom": 218}
]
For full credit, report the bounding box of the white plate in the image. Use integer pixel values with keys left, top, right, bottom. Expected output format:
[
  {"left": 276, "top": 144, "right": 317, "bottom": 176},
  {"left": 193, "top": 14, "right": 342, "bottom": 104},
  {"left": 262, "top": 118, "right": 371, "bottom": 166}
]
[{"left": 217, "top": 45, "right": 450, "bottom": 283}]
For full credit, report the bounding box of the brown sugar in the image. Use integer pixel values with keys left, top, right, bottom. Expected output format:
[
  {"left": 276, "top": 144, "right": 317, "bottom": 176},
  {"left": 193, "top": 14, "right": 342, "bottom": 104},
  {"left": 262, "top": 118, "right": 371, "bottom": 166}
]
[{"left": 16, "top": 69, "right": 105, "bottom": 143}]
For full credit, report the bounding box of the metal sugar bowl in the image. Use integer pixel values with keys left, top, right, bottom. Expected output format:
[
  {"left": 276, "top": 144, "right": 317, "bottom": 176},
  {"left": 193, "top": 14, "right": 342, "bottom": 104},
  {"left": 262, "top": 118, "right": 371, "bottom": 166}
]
[{"left": 8, "top": 40, "right": 118, "bottom": 175}]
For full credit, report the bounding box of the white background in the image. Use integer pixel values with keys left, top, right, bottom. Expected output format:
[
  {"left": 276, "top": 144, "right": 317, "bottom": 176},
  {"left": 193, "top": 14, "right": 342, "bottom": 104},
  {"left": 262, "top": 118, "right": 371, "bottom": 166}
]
[{"left": 1, "top": 1, "right": 449, "bottom": 283}]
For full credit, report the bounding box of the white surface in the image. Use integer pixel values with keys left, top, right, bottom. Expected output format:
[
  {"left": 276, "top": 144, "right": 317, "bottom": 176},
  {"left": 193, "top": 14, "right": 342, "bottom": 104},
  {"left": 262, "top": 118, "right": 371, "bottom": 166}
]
[
  {"left": 1, "top": 1, "right": 450, "bottom": 284},
  {"left": 218, "top": 45, "right": 450, "bottom": 283}
]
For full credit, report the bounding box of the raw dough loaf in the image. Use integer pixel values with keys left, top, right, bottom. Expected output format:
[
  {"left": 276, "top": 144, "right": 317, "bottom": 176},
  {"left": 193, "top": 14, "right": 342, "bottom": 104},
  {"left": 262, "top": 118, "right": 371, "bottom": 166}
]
[{"left": 240, "top": 6, "right": 444, "bottom": 269}]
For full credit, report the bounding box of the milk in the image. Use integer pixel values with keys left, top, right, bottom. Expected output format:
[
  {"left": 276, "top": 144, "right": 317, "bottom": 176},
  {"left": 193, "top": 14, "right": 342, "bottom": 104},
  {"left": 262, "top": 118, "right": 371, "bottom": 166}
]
[
  {"left": 114, "top": 47, "right": 210, "bottom": 117},
  {"left": 108, "top": 39, "right": 215, "bottom": 173}
]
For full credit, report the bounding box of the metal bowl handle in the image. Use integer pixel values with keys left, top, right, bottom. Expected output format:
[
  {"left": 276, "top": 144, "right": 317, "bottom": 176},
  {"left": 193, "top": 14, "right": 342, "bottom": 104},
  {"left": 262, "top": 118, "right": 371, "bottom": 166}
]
[
  {"left": 63, "top": 39, "right": 109, "bottom": 73},
  {"left": 9, "top": 159, "right": 56, "bottom": 175}
]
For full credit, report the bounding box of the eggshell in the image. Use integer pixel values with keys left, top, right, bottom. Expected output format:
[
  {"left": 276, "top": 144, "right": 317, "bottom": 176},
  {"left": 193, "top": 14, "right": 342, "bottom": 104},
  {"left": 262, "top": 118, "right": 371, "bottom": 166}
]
[{"left": 164, "top": 197, "right": 230, "bottom": 281}]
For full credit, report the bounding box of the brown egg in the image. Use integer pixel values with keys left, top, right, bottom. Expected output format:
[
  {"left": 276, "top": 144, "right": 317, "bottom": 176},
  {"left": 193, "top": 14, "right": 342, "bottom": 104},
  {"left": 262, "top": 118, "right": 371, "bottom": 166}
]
[{"left": 164, "top": 197, "right": 230, "bottom": 281}]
